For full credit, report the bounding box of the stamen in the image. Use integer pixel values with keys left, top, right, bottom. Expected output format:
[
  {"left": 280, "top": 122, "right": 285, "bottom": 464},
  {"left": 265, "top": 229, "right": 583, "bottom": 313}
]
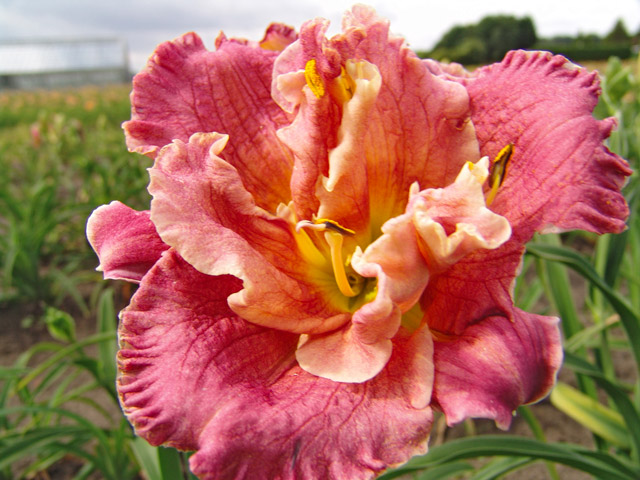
[
  {"left": 324, "top": 231, "right": 358, "bottom": 297},
  {"left": 304, "top": 59, "right": 325, "bottom": 98},
  {"left": 486, "top": 143, "right": 514, "bottom": 206},
  {"left": 296, "top": 219, "right": 359, "bottom": 297}
]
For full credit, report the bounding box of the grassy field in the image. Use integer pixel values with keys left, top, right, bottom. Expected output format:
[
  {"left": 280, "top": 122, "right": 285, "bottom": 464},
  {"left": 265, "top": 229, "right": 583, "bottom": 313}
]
[{"left": 0, "top": 85, "right": 151, "bottom": 312}]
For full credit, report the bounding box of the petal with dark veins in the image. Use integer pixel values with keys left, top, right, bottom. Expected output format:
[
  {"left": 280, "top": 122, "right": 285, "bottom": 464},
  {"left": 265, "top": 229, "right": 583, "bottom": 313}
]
[
  {"left": 118, "top": 249, "right": 434, "bottom": 480},
  {"left": 86, "top": 201, "right": 168, "bottom": 283},
  {"left": 432, "top": 310, "right": 562, "bottom": 429}
]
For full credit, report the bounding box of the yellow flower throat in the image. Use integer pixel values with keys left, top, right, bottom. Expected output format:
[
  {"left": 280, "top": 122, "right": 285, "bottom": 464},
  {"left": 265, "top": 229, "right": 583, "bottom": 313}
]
[{"left": 295, "top": 219, "right": 364, "bottom": 298}]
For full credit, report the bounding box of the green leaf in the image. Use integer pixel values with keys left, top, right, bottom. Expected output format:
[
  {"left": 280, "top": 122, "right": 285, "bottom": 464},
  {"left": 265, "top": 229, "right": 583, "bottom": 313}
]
[
  {"left": 469, "top": 456, "right": 533, "bottom": 480},
  {"left": 0, "top": 426, "right": 90, "bottom": 470},
  {"left": 379, "top": 435, "right": 639, "bottom": 480},
  {"left": 130, "top": 438, "right": 161, "bottom": 480},
  {"left": 534, "top": 235, "right": 582, "bottom": 340},
  {"left": 564, "top": 314, "right": 620, "bottom": 352},
  {"left": 378, "top": 461, "right": 473, "bottom": 480},
  {"left": 43, "top": 307, "right": 76, "bottom": 343},
  {"left": 16, "top": 331, "right": 116, "bottom": 391},
  {"left": 604, "top": 230, "right": 630, "bottom": 287},
  {"left": 158, "top": 447, "right": 184, "bottom": 480},
  {"left": 97, "top": 288, "right": 118, "bottom": 400},
  {"left": 551, "top": 382, "right": 630, "bottom": 448},
  {"left": 563, "top": 351, "right": 640, "bottom": 460}
]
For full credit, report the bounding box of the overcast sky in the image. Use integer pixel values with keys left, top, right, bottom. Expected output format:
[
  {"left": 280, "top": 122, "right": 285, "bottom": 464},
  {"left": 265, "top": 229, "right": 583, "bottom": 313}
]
[{"left": 1, "top": 0, "right": 639, "bottom": 72}]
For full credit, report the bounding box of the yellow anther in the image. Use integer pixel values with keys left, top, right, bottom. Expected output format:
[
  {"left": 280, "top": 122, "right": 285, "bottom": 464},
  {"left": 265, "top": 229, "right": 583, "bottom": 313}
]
[
  {"left": 486, "top": 143, "right": 514, "bottom": 206},
  {"left": 313, "top": 218, "right": 355, "bottom": 235},
  {"left": 304, "top": 59, "right": 325, "bottom": 98}
]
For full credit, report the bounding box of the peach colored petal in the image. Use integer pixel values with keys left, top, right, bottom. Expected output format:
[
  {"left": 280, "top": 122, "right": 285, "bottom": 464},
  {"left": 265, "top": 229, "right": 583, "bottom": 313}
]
[
  {"left": 411, "top": 158, "right": 511, "bottom": 273},
  {"left": 148, "top": 132, "right": 349, "bottom": 335},
  {"left": 273, "top": 9, "right": 480, "bottom": 236},
  {"left": 316, "top": 59, "right": 380, "bottom": 238},
  {"left": 295, "top": 323, "right": 394, "bottom": 383},
  {"left": 345, "top": 158, "right": 509, "bottom": 362}
]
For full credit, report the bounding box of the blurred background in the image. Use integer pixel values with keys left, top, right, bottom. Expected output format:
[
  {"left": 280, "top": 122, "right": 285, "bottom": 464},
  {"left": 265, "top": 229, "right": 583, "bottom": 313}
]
[
  {"left": 1, "top": 0, "right": 640, "bottom": 77},
  {"left": 1, "top": 1, "right": 640, "bottom": 480}
]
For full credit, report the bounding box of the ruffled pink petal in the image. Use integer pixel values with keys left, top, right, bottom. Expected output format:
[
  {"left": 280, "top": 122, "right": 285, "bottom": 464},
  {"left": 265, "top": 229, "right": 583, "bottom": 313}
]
[
  {"left": 421, "top": 239, "right": 524, "bottom": 335},
  {"left": 273, "top": 5, "right": 480, "bottom": 235},
  {"left": 192, "top": 328, "right": 433, "bottom": 480},
  {"left": 465, "top": 50, "right": 631, "bottom": 239},
  {"left": 118, "top": 249, "right": 433, "bottom": 480},
  {"left": 123, "top": 31, "right": 294, "bottom": 211},
  {"left": 432, "top": 310, "right": 562, "bottom": 429},
  {"left": 86, "top": 201, "right": 168, "bottom": 283},
  {"left": 148, "top": 132, "right": 349, "bottom": 335}
]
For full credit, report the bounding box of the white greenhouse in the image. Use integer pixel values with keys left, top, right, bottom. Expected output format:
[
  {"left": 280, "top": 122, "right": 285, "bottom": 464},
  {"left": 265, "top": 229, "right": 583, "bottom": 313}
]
[{"left": 0, "top": 38, "right": 130, "bottom": 89}]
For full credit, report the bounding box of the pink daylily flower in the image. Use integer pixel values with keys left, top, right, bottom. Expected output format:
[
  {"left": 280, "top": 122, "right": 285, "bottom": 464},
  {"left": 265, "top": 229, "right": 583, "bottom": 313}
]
[{"left": 87, "top": 5, "right": 631, "bottom": 479}]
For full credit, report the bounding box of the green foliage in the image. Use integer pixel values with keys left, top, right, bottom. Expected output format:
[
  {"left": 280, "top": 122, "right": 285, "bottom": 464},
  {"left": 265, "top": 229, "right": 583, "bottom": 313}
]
[
  {"left": 43, "top": 307, "right": 76, "bottom": 343},
  {"left": 425, "top": 15, "right": 537, "bottom": 64},
  {"left": 533, "top": 42, "right": 632, "bottom": 62},
  {"left": 534, "top": 18, "right": 633, "bottom": 62},
  {"left": 0, "top": 86, "right": 189, "bottom": 479},
  {"left": 0, "top": 86, "right": 151, "bottom": 312},
  {"left": 425, "top": 15, "right": 633, "bottom": 65},
  {"left": 0, "top": 289, "right": 194, "bottom": 479},
  {"left": 605, "top": 19, "right": 632, "bottom": 44}
]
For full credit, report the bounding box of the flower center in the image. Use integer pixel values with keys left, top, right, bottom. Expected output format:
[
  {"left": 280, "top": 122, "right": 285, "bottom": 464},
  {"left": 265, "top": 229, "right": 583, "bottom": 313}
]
[{"left": 296, "top": 219, "right": 364, "bottom": 297}]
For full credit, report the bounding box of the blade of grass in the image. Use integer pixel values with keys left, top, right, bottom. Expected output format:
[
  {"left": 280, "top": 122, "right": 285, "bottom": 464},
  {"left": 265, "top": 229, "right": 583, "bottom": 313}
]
[
  {"left": 377, "top": 461, "right": 473, "bottom": 480},
  {"left": 469, "top": 456, "right": 534, "bottom": 480},
  {"left": 16, "top": 331, "right": 116, "bottom": 391},
  {"left": 527, "top": 243, "right": 640, "bottom": 375},
  {"left": 379, "top": 435, "right": 638, "bottom": 480},
  {"left": 551, "top": 382, "right": 630, "bottom": 448},
  {"left": 563, "top": 351, "right": 640, "bottom": 461}
]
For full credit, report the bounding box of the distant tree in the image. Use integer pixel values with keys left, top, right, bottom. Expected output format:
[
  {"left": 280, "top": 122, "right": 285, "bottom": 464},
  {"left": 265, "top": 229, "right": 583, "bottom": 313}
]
[
  {"left": 433, "top": 24, "right": 476, "bottom": 50},
  {"left": 574, "top": 33, "right": 602, "bottom": 47},
  {"left": 605, "top": 19, "right": 631, "bottom": 44},
  {"left": 427, "top": 15, "right": 537, "bottom": 64},
  {"left": 476, "top": 15, "right": 537, "bottom": 62}
]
